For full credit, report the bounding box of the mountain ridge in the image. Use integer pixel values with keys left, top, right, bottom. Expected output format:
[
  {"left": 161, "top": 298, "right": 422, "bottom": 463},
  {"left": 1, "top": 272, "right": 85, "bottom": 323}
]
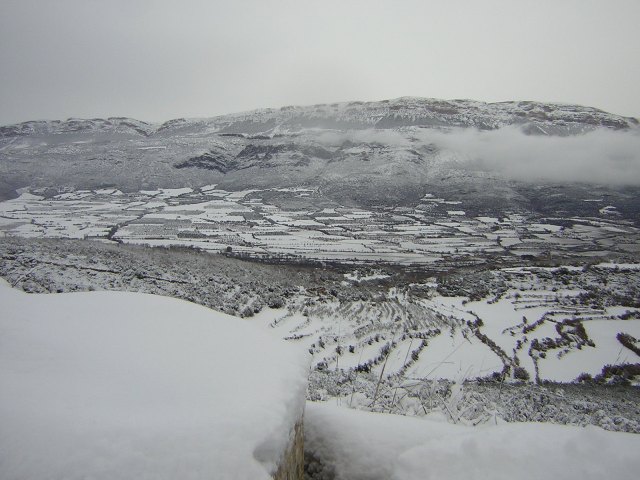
[
  {"left": 1, "top": 97, "right": 639, "bottom": 221},
  {"left": 2, "top": 97, "right": 638, "bottom": 137}
]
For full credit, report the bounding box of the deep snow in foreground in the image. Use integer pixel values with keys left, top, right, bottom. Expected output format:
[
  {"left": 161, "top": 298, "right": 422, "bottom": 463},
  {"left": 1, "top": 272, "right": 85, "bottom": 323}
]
[
  {"left": 0, "top": 280, "right": 308, "bottom": 480},
  {"left": 305, "top": 402, "right": 640, "bottom": 480}
]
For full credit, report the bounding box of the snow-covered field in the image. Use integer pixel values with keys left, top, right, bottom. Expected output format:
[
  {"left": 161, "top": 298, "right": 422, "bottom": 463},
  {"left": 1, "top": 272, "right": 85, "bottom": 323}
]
[
  {"left": 1, "top": 185, "right": 638, "bottom": 266},
  {"left": 0, "top": 280, "right": 307, "bottom": 480}
]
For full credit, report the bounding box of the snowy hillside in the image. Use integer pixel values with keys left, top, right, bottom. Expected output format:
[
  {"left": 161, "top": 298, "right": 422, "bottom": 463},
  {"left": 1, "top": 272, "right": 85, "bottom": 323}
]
[
  {"left": 2, "top": 238, "right": 638, "bottom": 432},
  {"left": 2, "top": 277, "right": 637, "bottom": 479},
  {"left": 0, "top": 280, "right": 307, "bottom": 480}
]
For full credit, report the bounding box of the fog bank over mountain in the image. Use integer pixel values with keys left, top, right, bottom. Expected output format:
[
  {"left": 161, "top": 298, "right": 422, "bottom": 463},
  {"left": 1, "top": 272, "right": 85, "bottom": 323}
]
[
  {"left": 316, "top": 126, "right": 640, "bottom": 186},
  {"left": 430, "top": 127, "right": 640, "bottom": 186}
]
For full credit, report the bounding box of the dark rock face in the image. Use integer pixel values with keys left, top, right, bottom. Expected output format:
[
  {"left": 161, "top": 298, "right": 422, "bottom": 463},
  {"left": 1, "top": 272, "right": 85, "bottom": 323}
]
[{"left": 175, "top": 151, "right": 236, "bottom": 173}]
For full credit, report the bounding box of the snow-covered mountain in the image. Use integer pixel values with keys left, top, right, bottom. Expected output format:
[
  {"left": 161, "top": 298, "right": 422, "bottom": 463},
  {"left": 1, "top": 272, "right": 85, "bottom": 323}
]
[{"left": 1, "top": 97, "right": 639, "bottom": 219}]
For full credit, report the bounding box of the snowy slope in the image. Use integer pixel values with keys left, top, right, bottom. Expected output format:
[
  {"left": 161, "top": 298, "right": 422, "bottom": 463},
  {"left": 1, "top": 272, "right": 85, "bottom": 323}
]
[
  {"left": 0, "top": 279, "right": 308, "bottom": 480},
  {"left": 305, "top": 402, "right": 640, "bottom": 480}
]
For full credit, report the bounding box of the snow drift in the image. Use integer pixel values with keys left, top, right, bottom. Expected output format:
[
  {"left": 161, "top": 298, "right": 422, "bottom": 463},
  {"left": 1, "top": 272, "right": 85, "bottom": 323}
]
[
  {"left": 0, "top": 279, "right": 308, "bottom": 480},
  {"left": 305, "top": 402, "right": 640, "bottom": 480}
]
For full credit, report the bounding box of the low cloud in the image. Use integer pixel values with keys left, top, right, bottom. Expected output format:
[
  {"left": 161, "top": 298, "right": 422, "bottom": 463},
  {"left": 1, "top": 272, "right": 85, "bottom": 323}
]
[
  {"left": 426, "top": 127, "right": 640, "bottom": 186},
  {"left": 316, "top": 127, "right": 640, "bottom": 185}
]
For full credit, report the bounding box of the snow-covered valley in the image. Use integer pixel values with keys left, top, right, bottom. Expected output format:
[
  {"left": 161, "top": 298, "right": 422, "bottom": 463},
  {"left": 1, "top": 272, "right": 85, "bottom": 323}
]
[{"left": 1, "top": 97, "right": 640, "bottom": 478}]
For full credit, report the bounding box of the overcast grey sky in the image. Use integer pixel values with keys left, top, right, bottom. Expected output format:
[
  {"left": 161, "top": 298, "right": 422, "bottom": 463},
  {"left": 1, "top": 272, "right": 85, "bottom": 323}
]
[{"left": 0, "top": 0, "right": 638, "bottom": 125}]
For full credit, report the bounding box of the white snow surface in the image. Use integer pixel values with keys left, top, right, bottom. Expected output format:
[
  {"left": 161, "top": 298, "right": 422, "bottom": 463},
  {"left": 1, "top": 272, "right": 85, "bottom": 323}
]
[
  {"left": 0, "top": 280, "right": 308, "bottom": 480},
  {"left": 305, "top": 402, "right": 640, "bottom": 480}
]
